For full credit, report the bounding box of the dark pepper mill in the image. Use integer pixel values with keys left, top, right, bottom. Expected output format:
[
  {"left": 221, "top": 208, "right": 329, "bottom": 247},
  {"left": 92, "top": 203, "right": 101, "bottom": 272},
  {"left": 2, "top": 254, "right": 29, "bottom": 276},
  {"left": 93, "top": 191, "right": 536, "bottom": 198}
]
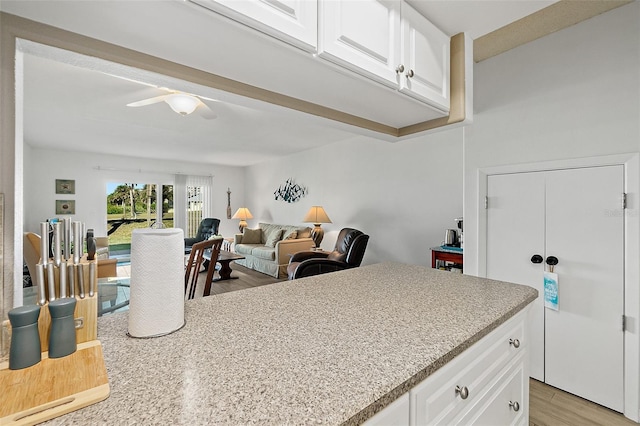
[
  {"left": 48, "top": 298, "right": 77, "bottom": 358},
  {"left": 8, "top": 304, "right": 42, "bottom": 370}
]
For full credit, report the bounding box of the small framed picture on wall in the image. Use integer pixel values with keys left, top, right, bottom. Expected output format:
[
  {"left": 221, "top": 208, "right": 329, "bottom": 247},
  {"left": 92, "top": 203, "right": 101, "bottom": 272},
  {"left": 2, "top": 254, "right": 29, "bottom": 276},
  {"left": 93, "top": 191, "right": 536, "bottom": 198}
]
[
  {"left": 56, "top": 200, "right": 75, "bottom": 215},
  {"left": 56, "top": 179, "right": 75, "bottom": 194}
]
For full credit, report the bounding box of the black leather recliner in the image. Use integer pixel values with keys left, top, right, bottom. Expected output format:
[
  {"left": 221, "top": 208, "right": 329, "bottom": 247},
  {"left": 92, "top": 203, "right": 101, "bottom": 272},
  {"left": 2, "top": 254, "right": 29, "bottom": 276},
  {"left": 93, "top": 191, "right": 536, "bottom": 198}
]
[
  {"left": 185, "top": 218, "right": 221, "bottom": 254},
  {"left": 287, "top": 227, "right": 369, "bottom": 280}
]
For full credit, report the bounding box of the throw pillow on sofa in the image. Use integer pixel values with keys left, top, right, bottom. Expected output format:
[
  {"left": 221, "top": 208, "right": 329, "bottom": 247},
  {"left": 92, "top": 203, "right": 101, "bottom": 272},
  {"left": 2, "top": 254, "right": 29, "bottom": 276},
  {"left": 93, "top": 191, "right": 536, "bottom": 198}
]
[
  {"left": 265, "top": 229, "right": 284, "bottom": 248},
  {"left": 242, "top": 228, "right": 262, "bottom": 244}
]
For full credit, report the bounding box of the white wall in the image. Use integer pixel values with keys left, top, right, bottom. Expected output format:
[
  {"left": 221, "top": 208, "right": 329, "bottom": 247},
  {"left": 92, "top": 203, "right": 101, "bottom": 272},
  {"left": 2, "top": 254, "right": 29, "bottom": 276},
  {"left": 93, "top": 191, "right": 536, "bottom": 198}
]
[
  {"left": 244, "top": 129, "right": 464, "bottom": 267},
  {"left": 24, "top": 146, "right": 246, "bottom": 239},
  {"left": 464, "top": 2, "right": 640, "bottom": 276}
]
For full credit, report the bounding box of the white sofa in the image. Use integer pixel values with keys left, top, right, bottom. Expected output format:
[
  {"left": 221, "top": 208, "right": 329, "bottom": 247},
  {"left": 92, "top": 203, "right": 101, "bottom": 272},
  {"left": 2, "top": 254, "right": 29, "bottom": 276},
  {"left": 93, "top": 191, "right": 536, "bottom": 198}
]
[{"left": 234, "top": 223, "right": 315, "bottom": 278}]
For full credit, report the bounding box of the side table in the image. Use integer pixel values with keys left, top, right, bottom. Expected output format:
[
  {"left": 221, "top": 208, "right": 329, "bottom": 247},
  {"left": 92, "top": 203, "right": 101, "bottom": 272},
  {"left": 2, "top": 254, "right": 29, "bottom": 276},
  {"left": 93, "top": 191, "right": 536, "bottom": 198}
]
[
  {"left": 430, "top": 246, "right": 463, "bottom": 271},
  {"left": 222, "top": 237, "right": 234, "bottom": 252}
]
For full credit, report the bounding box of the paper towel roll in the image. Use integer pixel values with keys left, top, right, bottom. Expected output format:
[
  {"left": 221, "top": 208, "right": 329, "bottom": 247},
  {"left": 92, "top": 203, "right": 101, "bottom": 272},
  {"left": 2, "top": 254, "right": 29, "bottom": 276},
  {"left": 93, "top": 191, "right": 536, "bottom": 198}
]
[{"left": 128, "top": 228, "right": 185, "bottom": 338}]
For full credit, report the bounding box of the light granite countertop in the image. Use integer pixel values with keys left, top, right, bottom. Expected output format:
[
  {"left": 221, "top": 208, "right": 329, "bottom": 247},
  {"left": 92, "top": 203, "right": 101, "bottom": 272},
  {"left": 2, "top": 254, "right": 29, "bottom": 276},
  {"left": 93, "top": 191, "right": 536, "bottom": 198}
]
[{"left": 46, "top": 261, "right": 537, "bottom": 425}]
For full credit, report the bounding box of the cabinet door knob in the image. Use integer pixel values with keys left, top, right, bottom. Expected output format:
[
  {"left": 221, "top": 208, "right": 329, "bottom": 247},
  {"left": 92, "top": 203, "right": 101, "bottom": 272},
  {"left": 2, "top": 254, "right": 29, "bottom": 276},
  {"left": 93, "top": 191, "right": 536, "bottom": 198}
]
[
  {"left": 395, "top": 64, "right": 405, "bottom": 73},
  {"left": 509, "top": 400, "right": 520, "bottom": 411},
  {"left": 455, "top": 385, "right": 469, "bottom": 399},
  {"left": 530, "top": 254, "right": 543, "bottom": 264},
  {"left": 406, "top": 69, "right": 415, "bottom": 78},
  {"left": 509, "top": 338, "right": 520, "bottom": 348}
]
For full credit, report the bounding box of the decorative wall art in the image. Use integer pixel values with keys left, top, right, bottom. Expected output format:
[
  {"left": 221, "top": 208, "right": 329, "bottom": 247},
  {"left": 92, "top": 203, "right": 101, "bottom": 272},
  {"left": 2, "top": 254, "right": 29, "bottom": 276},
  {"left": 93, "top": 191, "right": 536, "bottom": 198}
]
[
  {"left": 55, "top": 200, "right": 76, "bottom": 215},
  {"left": 227, "top": 188, "right": 232, "bottom": 219},
  {"left": 274, "top": 178, "right": 307, "bottom": 203},
  {"left": 55, "top": 179, "right": 75, "bottom": 194}
]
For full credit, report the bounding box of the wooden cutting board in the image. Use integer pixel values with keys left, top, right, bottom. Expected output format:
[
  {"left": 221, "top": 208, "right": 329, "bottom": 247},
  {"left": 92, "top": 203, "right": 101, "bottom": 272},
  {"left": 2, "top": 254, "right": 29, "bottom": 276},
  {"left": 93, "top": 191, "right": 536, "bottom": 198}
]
[{"left": 0, "top": 340, "right": 109, "bottom": 425}]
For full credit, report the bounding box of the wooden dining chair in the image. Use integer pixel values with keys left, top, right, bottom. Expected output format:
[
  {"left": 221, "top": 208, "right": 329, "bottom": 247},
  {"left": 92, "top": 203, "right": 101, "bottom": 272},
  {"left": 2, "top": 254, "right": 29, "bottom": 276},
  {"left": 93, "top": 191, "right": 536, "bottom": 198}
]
[{"left": 184, "top": 238, "right": 223, "bottom": 299}]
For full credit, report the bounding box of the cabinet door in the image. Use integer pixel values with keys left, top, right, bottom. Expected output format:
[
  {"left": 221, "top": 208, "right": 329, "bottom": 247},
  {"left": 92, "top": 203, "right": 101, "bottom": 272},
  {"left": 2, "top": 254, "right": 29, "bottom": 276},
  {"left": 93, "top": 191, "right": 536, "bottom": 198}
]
[
  {"left": 486, "top": 172, "right": 546, "bottom": 381},
  {"left": 399, "top": 2, "right": 450, "bottom": 112},
  {"left": 454, "top": 354, "right": 526, "bottom": 426},
  {"left": 189, "top": 0, "right": 317, "bottom": 52},
  {"left": 544, "top": 166, "right": 624, "bottom": 412},
  {"left": 362, "top": 393, "right": 409, "bottom": 426},
  {"left": 319, "top": 0, "right": 401, "bottom": 87}
]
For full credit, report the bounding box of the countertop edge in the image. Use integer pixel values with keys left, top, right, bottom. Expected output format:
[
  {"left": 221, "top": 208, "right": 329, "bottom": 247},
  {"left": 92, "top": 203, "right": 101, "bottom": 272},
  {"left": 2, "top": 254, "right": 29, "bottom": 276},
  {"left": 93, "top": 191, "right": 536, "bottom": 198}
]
[{"left": 343, "top": 293, "right": 537, "bottom": 425}]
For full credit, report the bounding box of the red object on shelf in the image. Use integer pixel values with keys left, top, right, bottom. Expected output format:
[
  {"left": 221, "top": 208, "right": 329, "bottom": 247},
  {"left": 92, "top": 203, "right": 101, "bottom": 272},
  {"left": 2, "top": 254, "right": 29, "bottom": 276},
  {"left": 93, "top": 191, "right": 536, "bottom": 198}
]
[{"left": 431, "top": 248, "right": 463, "bottom": 269}]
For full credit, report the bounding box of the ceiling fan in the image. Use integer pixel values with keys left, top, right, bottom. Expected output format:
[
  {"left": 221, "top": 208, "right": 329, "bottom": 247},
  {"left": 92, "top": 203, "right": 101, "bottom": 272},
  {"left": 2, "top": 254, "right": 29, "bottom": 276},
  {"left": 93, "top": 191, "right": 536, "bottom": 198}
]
[{"left": 126, "top": 90, "right": 218, "bottom": 119}]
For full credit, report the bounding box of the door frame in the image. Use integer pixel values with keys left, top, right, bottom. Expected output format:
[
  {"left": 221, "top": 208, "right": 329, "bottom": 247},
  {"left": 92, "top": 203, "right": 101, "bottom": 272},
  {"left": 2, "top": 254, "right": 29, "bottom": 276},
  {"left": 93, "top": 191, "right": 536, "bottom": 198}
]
[{"left": 477, "top": 153, "right": 639, "bottom": 422}]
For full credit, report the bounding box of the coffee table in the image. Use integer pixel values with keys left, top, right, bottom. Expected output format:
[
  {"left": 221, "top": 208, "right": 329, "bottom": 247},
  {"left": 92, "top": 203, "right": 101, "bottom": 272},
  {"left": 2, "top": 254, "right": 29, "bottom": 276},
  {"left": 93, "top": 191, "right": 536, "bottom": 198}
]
[{"left": 202, "top": 250, "right": 245, "bottom": 296}]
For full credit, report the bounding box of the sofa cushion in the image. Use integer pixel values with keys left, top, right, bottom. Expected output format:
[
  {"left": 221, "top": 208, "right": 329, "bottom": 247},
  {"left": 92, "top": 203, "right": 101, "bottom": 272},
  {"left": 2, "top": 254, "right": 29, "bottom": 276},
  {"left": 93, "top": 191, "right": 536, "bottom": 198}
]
[
  {"left": 296, "top": 227, "right": 312, "bottom": 239},
  {"left": 235, "top": 244, "right": 258, "bottom": 256},
  {"left": 265, "top": 229, "right": 283, "bottom": 248},
  {"left": 242, "top": 228, "right": 262, "bottom": 244},
  {"left": 251, "top": 246, "right": 276, "bottom": 261},
  {"left": 282, "top": 229, "right": 298, "bottom": 240}
]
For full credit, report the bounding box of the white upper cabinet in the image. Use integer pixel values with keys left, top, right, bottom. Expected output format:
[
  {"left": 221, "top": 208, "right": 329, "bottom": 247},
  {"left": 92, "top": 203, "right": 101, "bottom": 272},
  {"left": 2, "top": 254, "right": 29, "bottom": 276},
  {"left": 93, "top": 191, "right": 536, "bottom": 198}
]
[
  {"left": 319, "top": 0, "right": 401, "bottom": 88},
  {"left": 399, "top": 1, "right": 449, "bottom": 111},
  {"left": 319, "top": 0, "right": 450, "bottom": 112},
  {"left": 189, "top": 0, "right": 318, "bottom": 52}
]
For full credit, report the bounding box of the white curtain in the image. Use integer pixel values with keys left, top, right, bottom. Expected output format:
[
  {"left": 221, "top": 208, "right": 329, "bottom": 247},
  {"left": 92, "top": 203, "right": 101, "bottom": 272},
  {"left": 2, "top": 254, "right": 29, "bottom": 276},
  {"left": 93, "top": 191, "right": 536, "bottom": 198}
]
[
  {"left": 174, "top": 174, "right": 214, "bottom": 236},
  {"left": 187, "top": 175, "right": 214, "bottom": 218},
  {"left": 174, "top": 174, "right": 187, "bottom": 233}
]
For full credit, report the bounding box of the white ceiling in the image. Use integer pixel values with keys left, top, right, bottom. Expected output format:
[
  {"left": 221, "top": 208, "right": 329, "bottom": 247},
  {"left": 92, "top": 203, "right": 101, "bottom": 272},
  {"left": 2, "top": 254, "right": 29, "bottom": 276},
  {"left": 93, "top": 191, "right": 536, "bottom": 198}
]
[{"left": 2, "top": 0, "right": 557, "bottom": 167}]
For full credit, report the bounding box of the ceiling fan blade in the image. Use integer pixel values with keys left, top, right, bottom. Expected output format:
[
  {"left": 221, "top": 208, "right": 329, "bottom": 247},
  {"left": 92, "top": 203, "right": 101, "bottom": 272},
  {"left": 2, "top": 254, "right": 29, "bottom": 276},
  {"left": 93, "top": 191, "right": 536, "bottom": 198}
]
[
  {"left": 198, "top": 95, "right": 222, "bottom": 103},
  {"left": 197, "top": 102, "right": 217, "bottom": 120},
  {"left": 126, "top": 95, "right": 169, "bottom": 107}
]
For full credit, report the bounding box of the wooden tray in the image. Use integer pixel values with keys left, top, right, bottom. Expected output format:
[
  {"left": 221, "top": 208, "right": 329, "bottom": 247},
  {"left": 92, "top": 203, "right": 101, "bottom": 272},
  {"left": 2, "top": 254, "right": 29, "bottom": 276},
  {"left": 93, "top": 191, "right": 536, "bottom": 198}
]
[{"left": 0, "top": 340, "right": 110, "bottom": 425}]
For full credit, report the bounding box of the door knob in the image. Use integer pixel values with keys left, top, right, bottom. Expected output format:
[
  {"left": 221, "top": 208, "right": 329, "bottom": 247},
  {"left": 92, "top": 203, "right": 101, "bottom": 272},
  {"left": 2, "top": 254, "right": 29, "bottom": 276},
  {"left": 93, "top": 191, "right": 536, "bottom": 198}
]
[
  {"left": 530, "top": 254, "right": 543, "bottom": 264},
  {"left": 395, "top": 64, "right": 405, "bottom": 74},
  {"left": 406, "top": 69, "right": 415, "bottom": 78},
  {"left": 546, "top": 256, "right": 559, "bottom": 266}
]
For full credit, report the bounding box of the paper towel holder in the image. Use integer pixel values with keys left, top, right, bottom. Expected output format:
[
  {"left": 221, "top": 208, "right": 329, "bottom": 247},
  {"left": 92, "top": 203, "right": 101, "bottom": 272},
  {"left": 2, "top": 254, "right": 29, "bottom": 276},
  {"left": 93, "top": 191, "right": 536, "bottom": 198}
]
[{"left": 126, "top": 321, "right": 186, "bottom": 339}]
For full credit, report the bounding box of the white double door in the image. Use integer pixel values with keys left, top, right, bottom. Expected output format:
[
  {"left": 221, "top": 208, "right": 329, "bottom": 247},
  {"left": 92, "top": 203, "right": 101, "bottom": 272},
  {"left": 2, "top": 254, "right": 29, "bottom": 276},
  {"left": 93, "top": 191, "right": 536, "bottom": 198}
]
[{"left": 486, "top": 165, "right": 624, "bottom": 412}]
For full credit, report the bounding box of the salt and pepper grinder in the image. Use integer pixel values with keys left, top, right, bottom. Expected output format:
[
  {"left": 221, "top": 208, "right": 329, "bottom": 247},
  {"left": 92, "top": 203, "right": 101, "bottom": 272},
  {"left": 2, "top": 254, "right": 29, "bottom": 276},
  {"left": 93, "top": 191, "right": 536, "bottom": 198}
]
[
  {"left": 48, "top": 298, "right": 77, "bottom": 358},
  {"left": 8, "top": 305, "right": 42, "bottom": 370}
]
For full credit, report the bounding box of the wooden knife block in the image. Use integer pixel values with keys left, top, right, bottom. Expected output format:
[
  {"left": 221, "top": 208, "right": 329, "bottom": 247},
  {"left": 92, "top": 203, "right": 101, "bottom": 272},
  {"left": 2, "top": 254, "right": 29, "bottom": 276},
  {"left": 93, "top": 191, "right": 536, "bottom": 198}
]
[
  {"left": 0, "top": 257, "right": 108, "bottom": 425},
  {"left": 4, "top": 257, "right": 98, "bottom": 352}
]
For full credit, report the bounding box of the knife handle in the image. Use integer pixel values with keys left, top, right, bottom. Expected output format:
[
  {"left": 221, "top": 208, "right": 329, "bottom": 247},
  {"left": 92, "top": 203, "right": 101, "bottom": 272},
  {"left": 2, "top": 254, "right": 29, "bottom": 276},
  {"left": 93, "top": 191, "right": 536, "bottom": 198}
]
[
  {"left": 36, "top": 263, "right": 47, "bottom": 306},
  {"left": 46, "top": 263, "right": 56, "bottom": 302},
  {"left": 67, "top": 263, "right": 75, "bottom": 298},
  {"left": 77, "top": 264, "right": 85, "bottom": 299},
  {"left": 59, "top": 261, "right": 67, "bottom": 298},
  {"left": 89, "top": 262, "right": 96, "bottom": 297}
]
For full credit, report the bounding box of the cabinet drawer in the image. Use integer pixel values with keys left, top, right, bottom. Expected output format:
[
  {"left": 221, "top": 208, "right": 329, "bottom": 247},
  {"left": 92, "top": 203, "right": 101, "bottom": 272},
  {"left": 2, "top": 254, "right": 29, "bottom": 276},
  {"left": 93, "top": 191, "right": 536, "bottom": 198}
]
[
  {"left": 454, "top": 353, "right": 526, "bottom": 426},
  {"left": 410, "top": 312, "right": 525, "bottom": 425}
]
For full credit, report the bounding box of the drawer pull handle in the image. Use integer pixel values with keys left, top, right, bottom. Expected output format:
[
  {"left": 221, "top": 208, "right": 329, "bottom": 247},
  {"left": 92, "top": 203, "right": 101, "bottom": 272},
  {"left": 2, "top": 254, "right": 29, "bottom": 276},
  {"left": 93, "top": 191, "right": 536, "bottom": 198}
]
[
  {"left": 455, "top": 385, "right": 469, "bottom": 400},
  {"left": 509, "top": 400, "right": 520, "bottom": 411},
  {"left": 509, "top": 338, "right": 521, "bottom": 348}
]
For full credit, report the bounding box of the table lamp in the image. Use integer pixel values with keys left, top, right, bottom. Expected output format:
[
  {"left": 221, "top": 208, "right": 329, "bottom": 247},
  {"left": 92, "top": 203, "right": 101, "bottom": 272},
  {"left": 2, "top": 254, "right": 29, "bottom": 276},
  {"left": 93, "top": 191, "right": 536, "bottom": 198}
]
[
  {"left": 232, "top": 207, "right": 253, "bottom": 232},
  {"left": 303, "top": 206, "right": 332, "bottom": 247}
]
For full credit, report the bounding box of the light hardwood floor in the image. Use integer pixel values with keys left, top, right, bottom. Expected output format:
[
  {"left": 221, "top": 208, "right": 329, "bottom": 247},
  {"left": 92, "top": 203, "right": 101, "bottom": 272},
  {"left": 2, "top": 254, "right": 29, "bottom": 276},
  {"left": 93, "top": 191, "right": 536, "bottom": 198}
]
[
  {"left": 116, "top": 262, "right": 638, "bottom": 425},
  {"left": 530, "top": 379, "right": 637, "bottom": 426}
]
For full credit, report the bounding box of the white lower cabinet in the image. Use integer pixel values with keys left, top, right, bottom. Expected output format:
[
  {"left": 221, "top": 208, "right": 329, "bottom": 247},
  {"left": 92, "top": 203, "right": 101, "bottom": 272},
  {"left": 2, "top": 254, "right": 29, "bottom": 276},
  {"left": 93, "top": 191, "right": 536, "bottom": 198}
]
[{"left": 364, "top": 308, "right": 530, "bottom": 425}]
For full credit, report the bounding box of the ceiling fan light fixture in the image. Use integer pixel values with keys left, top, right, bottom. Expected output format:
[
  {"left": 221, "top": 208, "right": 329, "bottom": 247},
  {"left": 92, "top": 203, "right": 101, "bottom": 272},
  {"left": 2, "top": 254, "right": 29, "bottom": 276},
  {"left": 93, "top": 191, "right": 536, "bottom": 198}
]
[{"left": 165, "top": 94, "right": 199, "bottom": 115}]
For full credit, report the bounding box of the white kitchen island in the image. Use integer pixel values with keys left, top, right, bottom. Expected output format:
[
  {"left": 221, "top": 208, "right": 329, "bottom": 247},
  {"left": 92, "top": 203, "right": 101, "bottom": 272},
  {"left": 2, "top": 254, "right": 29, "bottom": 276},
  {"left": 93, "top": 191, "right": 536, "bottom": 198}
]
[{"left": 44, "top": 261, "right": 537, "bottom": 425}]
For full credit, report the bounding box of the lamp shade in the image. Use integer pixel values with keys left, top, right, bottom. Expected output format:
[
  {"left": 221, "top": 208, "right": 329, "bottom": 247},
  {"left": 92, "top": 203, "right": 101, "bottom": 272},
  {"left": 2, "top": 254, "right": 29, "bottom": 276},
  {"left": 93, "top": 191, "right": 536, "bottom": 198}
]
[
  {"left": 165, "top": 94, "right": 199, "bottom": 115},
  {"left": 232, "top": 207, "right": 254, "bottom": 221},
  {"left": 303, "top": 206, "right": 332, "bottom": 224}
]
